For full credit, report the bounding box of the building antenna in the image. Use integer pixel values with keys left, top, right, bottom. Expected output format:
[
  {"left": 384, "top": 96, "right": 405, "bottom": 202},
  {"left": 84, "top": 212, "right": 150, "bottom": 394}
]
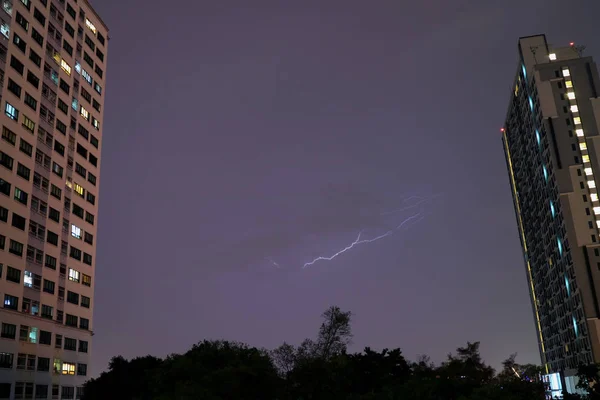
[
  {"left": 575, "top": 45, "right": 586, "bottom": 57},
  {"left": 530, "top": 46, "right": 539, "bottom": 63}
]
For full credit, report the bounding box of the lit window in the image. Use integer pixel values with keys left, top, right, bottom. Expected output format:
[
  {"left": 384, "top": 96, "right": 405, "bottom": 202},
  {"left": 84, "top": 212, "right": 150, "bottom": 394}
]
[
  {"left": 1, "top": 22, "right": 9, "bottom": 39},
  {"left": 92, "top": 118, "right": 99, "bottom": 130},
  {"left": 571, "top": 105, "right": 579, "bottom": 113},
  {"left": 576, "top": 129, "right": 584, "bottom": 137},
  {"left": 68, "top": 268, "right": 80, "bottom": 283},
  {"left": 557, "top": 238, "right": 563, "bottom": 256},
  {"left": 549, "top": 53, "right": 557, "bottom": 60},
  {"left": 590, "top": 181, "right": 597, "bottom": 188},
  {"left": 29, "top": 327, "right": 37, "bottom": 344},
  {"left": 594, "top": 207, "right": 600, "bottom": 215},
  {"left": 597, "top": 220, "right": 600, "bottom": 228},
  {"left": 5, "top": 103, "right": 18, "bottom": 120},
  {"left": 85, "top": 19, "right": 97, "bottom": 34},
  {"left": 583, "top": 155, "right": 590, "bottom": 163},
  {"left": 592, "top": 193, "right": 599, "bottom": 202},
  {"left": 585, "top": 167, "right": 593, "bottom": 176},
  {"left": 567, "top": 92, "right": 576, "bottom": 100},
  {"left": 80, "top": 106, "right": 89, "bottom": 120},
  {"left": 580, "top": 143, "right": 588, "bottom": 151},
  {"left": 72, "top": 98, "right": 78, "bottom": 111},
  {"left": 62, "top": 361, "right": 75, "bottom": 375},
  {"left": 24, "top": 271, "right": 33, "bottom": 288},
  {"left": 75, "top": 61, "right": 81, "bottom": 74},
  {"left": 529, "top": 97, "right": 534, "bottom": 111},
  {"left": 71, "top": 225, "right": 81, "bottom": 240},
  {"left": 566, "top": 81, "right": 573, "bottom": 88},
  {"left": 81, "top": 69, "right": 92, "bottom": 84},
  {"left": 536, "top": 130, "right": 541, "bottom": 145},
  {"left": 573, "top": 316, "right": 578, "bottom": 338},
  {"left": 565, "top": 275, "right": 570, "bottom": 296},
  {"left": 550, "top": 201, "right": 555, "bottom": 218},
  {"left": 543, "top": 166, "right": 548, "bottom": 181},
  {"left": 563, "top": 68, "right": 571, "bottom": 77},
  {"left": 73, "top": 183, "right": 84, "bottom": 196},
  {"left": 574, "top": 117, "right": 581, "bottom": 125},
  {"left": 522, "top": 64, "right": 527, "bottom": 78},
  {"left": 60, "top": 60, "right": 72, "bottom": 75}
]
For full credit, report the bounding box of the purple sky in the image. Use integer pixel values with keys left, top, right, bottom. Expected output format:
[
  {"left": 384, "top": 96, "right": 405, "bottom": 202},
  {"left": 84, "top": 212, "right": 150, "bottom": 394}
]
[{"left": 89, "top": 0, "right": 600, "bottom": 376}]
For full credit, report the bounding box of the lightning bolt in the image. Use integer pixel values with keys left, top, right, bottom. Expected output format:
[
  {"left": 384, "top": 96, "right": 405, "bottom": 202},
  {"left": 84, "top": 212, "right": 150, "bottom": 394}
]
[
  {"left": 380, "top": 193, "right": 443, "bottom": 215},
  {"left": 266, "top": 257, "right": 281, "bottom": 268},
  {"left": 302, "top": 213, "right": 423, "bottom": 268}
]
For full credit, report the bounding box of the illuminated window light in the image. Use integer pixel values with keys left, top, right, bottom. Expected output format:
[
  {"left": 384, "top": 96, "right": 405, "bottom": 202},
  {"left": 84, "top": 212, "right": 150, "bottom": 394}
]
[
  {"left": 73, "top": 183, "right": 84, "bottom": 196},
  {"left": 566, "top": 80, "right": 573, "bottom": 88},
  {"left": 597, "top": 220, "right": 600, "bottom": 228},
  {"left": 574, "top": 117, "right": 581, "bottom": 125},
  {"left": 550, "top": 201, "right": 555, "bottom": 218},
  {"left": 563, "top": 68, "right": 571, "bottom": 77},
  {"left": 594, "top": 207, "right": 600, "bottom": 215},
  {"left": 571, "top": 105, "right": 579, "bottom": 113},
  {"left": 522, "top": 64, "right": 527, "bottom": 79},
  {"left": 580, "top": 142, "right": 588, "bottom": 151},
  {"left": 536, "top": 130, "right": 541, "bottom": 145},
  {"left": 565, "top": 275, "right": 570, "bottom": 296},
  {"left": 85, "top": 18, "right": 97, "bottom": 35},
  {"left": 80, "top": 106, "right": 89, "bottom": 120},
  {"left": 557, "top": 238, "right": 563, "bottom": 256},
  {"left": 592, "top": 193, "right": 599, "bottom": 202},
  {"left": 573, "top": 316, "right": 578, "bottom": 337},
  {"left": 543, "top": 165, "right": 548, "bottom": 181},
  {"left": 576, "top": 129, "right": 584, "bottom": 137},
  {"left": 589, "top": 181, "right": 596, "bottom": 188},
  {"left": 549, "top": 53, "right": 557, "bottom": 60},
  {"left": 567, "top": 92, "right": 576, "bottom": 100},
  {"left": 71, "top": 225, "right": 82, "bottom": 240},
  {"left": 583, "top": 155, "right": 591, "bottom": 163},
  {"left": 60, "top": 59, "right": 71, "bottom": 75},
  {"left": 585, "top": 167, "right": 593, "bottom": 176}
]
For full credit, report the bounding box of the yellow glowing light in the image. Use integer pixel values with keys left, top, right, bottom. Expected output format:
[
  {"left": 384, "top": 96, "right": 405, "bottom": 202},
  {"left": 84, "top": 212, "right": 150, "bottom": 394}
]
[
  {"left": 85, "top": 18, "right": 97, "bottom": 34},
  {"left": 580, "top": 143, "right": 588, "bottom": 151},
  {"left": 574, "top": 117, "right": 582, "bottom": 125},
  {"left": 563, "top": 68, "right": 571, "bottom": 77},
  {"left": 566, "top": 81, "right": 573, "bottom": 88},
  {"left": 583, "top": 155, "right": 591, "bottom": 163},
  {"left": 61, "top": 60, "right": 71, "bottom": 75},
  {"left": 74, "top": 183, "right": 84, "bottom": 196},
  {"left": 549, "top": 53, "right": 557, "bottom": 60},
  {"left": 567, "top": 92, "right": 576, "bottom": 100},
  {"left": 571, "top": 105, "right": 579, "bottom": 113},
  {"left": 576, "top": 129, "right": 585, "bottom": 137}
]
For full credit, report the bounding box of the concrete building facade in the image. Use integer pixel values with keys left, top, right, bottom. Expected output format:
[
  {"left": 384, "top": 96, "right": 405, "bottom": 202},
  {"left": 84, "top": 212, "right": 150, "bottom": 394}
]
[
  {"left": 0, "top": 0, "right": 107, "bottom": 398},
  {"left": 503, "top": 34, "right": 600, "bottom": 395}
]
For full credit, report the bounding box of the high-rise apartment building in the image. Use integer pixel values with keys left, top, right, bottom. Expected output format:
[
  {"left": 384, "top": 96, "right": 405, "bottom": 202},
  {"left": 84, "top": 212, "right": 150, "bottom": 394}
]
[
  {"left": 503, "top": 34, "right": 600, "bottom": 395},
  {"left": 0, "top": 0, "right": 107, "bottom": 398}
]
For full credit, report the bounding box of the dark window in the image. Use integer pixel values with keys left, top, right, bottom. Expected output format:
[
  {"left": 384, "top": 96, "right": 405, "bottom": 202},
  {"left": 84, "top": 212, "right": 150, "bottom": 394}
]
[
  {"left": 10, "top": 55, "right": 24, "bottom": 75},
  {"left": 55, "top": 334, "right": 62, "bottom": 348},
  {"left": 31, "top": 28, "right": 44, "bottom": 46},
  {"left": 0, "top": 352, "right": 13, "bottom": 368},
  {"left": 54, "top": 140, "right": 65, "bottom": 156},
  {"left": 92, "top": 98, "right": 101, "bottom": 111},
  {"left": 84, "top": 34, "right": 95, "bottom": 51},
  {"left": 27, "top": 70, "right": 39, "bottom": 88},
  {"left": 45, "top": 254, "right": 56, "bottom": 269},
  {"left": 1, "top": 323, "right": 16, "bottom": 339},
  {"left": 83, "top": 51, "right": 93, "bottom": 68},
  {"left": 89, "top": 153, "right": 97, "bottom": 167},
  {"left": 41, "top": 304, "right": 53, "bottom": 319},
  {"left": 66, "top": 291, "right": 79, "bottom": 305},
  {"left": 66, "top": 3, "right": 76, "bottom": 19},
  {"left": 72, "top": 203, "right": 84, "bottom": 218},
  {"left": 81, "top": 296, "right": 90, "bottom": 308},
  {"left": 58, "top": 98, "right": 68, "bottom": 114},
  {"left": 77, "top": 363, "right": 87, "bottom": 376},
  {"left": 76, "top": 143, "right": 88, "bottom": 158},
  {"left": 0, "top": 179, "right": 10, "bottom": 196},
  {"left": 37, "top": 358, "right": 50, "bottom": 372},
  {"left": 78, "top": 124, "right": 89, "bottom": 139},
  {"left": 80, "top": 88, "right": 91, "bottom": 103},
  {"left": 88, "top": 172, "right": 96, "bottom": 186},
  {"left": 96, "top": 48, "right": 104, "bottom": 62},
  {"left": 90, "top": 134, "right": 99, "bottom": 148},
  {"left": 43, "top": 279, "right": 55, "bottom": 294},
  {"left": 56, "top": 119, "right": 67, "bottom": 134},
  {"left": 75, "top": 162, "right": 86, "bottom": 178},
  {"left": 64, "top": 337, "right": 76, "bottom": 350},
  {"left": 12, "top": 33, "right": 26, "bottom": 52},
  {"left": 7, "top": 79, "right": 22, "bottom": 97},
  {"left": 12, "top": 213, "right": 26, "bottom": 231},
  {"left": 83, "top": 252, "right": 92, "bottom": 265},
  {"left": 85, "top": 212, "right": 94, "bottom": 225},
  {"left": 49, "top": 207, "right": 60, "bottom": 223},
  {"left": 17, "top": 163, "right": 30, "bottom": 181},
  {"left": 59, "top": 78, "right": 70, "bottom": 94},
  {"left": 0, "top": 151, "right": 14, "bottom": 170},
  {"left": 79, "top": 317, "right": 89, "bottom": 330},
  {"left": 34, "top": 8, "right": 46, "bottom": 26},
  {"left": 69, "top": 246, "right": 81, "bottom": 260},
  {"left": 40, "top": 331, "right": 51, "bottom": 345},
  {"left": 50, "top": 184, "right": 61, "bottom": 199},
  {"left": 62, "top": 39, "right": 73, "bottom": 56},
  {"left": 1, "top": 127, "right": 16, "bottom": 145},
  {"left": 86, "top": 192, "right": 95, "bottom": 205},
  {"left": 24, "top": 93, "right": 37, "bottom": 110},
  {"left": 9, "top": 240, "right": 23, "bottom": 256},
  {"left": 98, "top": 32, "right": 105, "bottom": 45},
  {"left": 20, "top": 138, "right": 33, "bottom": 156},
  {"left": 94, "top": 65, "right": 103, "bottom": 78},
  {"left": 65, "top": 314, "right": 77, "bottom": 327},
  {"left": 6, "top": 266, "right": 21, "bottom": 283},
  {"left": 584, "top": 194, "right": 588, "bottom": 202},
  {"left": 65, "top": 22, "right": 74, "bottom": 37},
  {"left": 47, "top": 231, "right": 58, "bottom": 246},
  {"left": 79, "top": 340, "right": 88, "bottom": 353}
]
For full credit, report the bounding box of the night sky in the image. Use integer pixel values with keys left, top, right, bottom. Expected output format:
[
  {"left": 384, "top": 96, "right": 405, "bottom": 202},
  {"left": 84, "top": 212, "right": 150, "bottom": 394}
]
[{"left": 89, "top": 0, "right": 600, "bottom": 376}]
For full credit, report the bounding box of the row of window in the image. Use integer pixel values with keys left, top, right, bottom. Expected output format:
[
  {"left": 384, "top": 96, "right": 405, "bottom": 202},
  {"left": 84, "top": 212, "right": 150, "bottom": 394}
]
[
  {"left": 0, "top": 352, "right": 87, "bottom": 376},
  {"left": 0, "top": 323, "right": 88, "bottom": 353},
  {"left": 2, "top": 293, "right": 89, "bottom": 329},
  {"left": 0, "top": 381, "right": 84, "bottom": 400}
]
